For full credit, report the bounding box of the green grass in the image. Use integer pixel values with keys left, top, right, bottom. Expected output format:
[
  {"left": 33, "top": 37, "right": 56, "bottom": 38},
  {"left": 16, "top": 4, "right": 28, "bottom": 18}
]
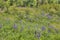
[{"left": 0, "top": 4, "right": 60, "bottom": 40}]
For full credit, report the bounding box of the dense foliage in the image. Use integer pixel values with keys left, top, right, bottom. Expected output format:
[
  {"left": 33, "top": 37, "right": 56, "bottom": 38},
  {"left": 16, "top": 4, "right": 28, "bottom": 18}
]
[
  {"left": 0, "top": 0, "right": 60, "bottom": 7},
  {"left": 0, "top": 0, "right": 60, "bottom": 40}
]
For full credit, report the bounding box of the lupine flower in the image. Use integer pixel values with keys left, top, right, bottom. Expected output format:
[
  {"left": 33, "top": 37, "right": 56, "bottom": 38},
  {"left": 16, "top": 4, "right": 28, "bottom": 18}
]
[
  {"left": 41, "top": 26, "right": 46, "bottom": 31},
  {"left": 13, "top": 23, "right": 17, "bottom": 29}
]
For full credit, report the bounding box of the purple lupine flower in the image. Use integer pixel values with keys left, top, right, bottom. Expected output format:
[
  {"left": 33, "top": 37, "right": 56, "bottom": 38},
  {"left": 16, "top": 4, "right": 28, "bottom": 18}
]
[
  {"left": 41, "top": 26, "right": 46, "bottom": 31},
  {"left": 13, "top": 23, "right": 17, "bottom": 29}
]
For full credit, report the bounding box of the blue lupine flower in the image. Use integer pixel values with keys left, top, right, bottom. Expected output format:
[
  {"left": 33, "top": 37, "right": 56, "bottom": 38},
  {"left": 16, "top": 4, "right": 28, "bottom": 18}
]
[
  {"left": 13, "top": 23, "right": 17, "bottom": 29},
  {"left": 41, "top": 26, "right": 46, "bottom": 31}
]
